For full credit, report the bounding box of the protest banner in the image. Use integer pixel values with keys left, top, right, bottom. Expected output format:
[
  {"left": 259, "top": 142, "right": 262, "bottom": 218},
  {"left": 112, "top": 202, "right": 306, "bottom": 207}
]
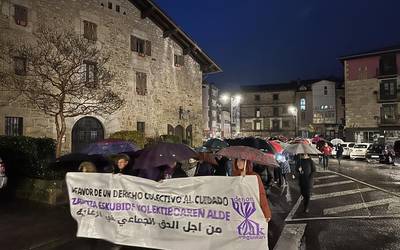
[{"left": 66, "top": 173, "right": 268, "bottom": 250}]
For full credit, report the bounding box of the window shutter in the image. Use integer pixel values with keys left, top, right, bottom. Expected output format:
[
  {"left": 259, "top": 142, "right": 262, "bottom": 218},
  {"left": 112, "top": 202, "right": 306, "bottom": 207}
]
[
  {"left": 180, "top": 55, "right": 184, "bottom": 66},
  {"left": 131, "top": 36, "right": 138, "bottom": 52},
  {"left": 145, "top": 40, "right": 151, "bottom": 56}
]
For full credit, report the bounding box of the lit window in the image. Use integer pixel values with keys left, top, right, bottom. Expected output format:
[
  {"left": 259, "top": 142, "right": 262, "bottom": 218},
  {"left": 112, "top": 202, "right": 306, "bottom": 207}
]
[{"left": 300, "top": 98, "right": 306, "bottom": 111}]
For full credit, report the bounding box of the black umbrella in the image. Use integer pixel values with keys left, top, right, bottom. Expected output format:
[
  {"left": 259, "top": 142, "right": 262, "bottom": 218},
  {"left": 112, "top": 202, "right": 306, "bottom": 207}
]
[{"left": 133, "top": 142, "right": 197, "bottom": 169}]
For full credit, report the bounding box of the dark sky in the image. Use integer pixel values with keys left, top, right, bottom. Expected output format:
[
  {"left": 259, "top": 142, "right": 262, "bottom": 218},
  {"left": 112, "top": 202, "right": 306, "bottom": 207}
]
[{"left": 155, "top": 0, "right": 400, "bottom": 90}]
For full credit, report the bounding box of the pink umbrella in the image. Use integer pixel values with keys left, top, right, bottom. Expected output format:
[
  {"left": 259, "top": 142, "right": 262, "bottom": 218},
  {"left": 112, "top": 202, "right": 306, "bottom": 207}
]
[{"left": 217, "top": 146, "right": 278, "bottom": 167}]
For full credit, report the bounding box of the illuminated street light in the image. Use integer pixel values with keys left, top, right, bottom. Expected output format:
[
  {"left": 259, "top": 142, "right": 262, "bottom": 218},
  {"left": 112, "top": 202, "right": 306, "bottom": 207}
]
[
  {"left": 234, "top": 94, "right": 242, "bottom": 102},
  {"left": 220, "top": 94, "right": 230, "bottom": 104}
]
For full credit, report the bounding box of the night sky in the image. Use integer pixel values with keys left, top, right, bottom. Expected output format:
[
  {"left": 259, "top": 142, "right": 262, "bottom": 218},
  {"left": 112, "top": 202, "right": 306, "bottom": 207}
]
[{"left": 155, "top": 0, "right": 400, "bottom": 90}]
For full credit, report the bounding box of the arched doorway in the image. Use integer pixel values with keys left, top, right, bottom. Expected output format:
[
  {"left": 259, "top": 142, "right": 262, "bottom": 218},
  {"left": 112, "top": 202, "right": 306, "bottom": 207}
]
[
  {"left": 72, "top": 117, "right": 104, "bottom": 152},
  {"left": 174, "top": 125, "right": 184, "bottom": 143}
]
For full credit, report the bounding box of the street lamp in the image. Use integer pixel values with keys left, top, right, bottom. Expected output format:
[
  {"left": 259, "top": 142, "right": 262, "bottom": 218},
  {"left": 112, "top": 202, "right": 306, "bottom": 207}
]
[
  {"left": 288, "top": 105, "right": 298, "bottom": 138},
  {"left": 219, "top": 93, "right": 242, "bottom": 138}
]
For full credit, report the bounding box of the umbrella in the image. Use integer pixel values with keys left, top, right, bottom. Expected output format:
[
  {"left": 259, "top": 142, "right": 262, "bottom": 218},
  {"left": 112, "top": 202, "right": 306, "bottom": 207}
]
[
  {"left": 311, "top": 135, "right": 323, "bottom": 144},
  {"left": 331, "top": 138, "right": 344, "bottom": 146},
  {"left": 81, "top": 139, "right": 140, "bottom": 155},
  {"left": 197, "top": 152, "right": 219, "bottom": 166},
  {"left": 217, "top": 146, "right": 278, "bottom": 167},
  {"left": 203, "top": 138, "right": 229, "bottom": 150},
  {"left": 133, "top": 142, "right": 197, "bottom": 169},
  {"left": 268, "top": 140, "right": 283, "bottom": 153},
  {"left": 316, "top": 140, "right": 333, "bottom": 150},
  {"left": 284, "top": 143, "right": 321, "bottom": 155}
]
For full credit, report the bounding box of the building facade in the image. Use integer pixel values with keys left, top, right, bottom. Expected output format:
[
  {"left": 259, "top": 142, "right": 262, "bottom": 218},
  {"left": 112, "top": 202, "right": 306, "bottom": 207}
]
[
  {"left": 202, "top": 82, "right": 221, "bottom": 138},
  {"left": 341, "top": 45, "right": 400, "bottom": 143},
  {"left": 0, "top": 0, "right": 220, "bottom": 152},
  {"left": 240, "top": 79, "right": 344, "bottom": 139}
]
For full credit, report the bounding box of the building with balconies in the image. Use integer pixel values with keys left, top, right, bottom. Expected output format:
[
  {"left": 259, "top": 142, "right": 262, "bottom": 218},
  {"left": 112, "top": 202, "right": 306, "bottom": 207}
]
[{"left": 340, "top": 45, "right": 400, "bottom": 143}]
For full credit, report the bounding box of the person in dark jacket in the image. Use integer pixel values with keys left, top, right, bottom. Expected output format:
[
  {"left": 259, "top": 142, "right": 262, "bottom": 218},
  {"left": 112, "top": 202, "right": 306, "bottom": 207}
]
[
  {"left": 113, "top": 154, "right": 134, "bottom": 175},
  {"left": 336, "top": 143, "right": 344, "bottom": 165},
  {"left": 296, "top": 154, "right": 316, "bottom": 213}
]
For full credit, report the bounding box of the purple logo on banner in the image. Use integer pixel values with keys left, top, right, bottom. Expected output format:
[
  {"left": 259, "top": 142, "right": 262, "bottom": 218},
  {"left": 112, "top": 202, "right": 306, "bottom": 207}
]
[{"left": 231, "top": 197, "right": 265, "bottom": 240}]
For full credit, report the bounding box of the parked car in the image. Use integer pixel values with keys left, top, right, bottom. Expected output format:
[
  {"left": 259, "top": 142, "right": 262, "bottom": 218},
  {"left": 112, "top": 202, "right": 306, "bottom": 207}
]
[
  {"left": 342, "top": 142, "right": 356, "bottom": 157},
  {"left": 365, "top": 143, "right": 395, "bottom": 164},
  {"left": 0, "top": 157, "right": 7, "bottom": 189},
  {"left": 349, "top": 143, "right": 371, "bottom": 160},
  {"left": 393, "top": 140, "right": 400, "bottom": 166}
]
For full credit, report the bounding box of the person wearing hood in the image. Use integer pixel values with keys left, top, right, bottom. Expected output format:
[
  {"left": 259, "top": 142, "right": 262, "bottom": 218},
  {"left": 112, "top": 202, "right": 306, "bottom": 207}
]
[
  {"left": 296, "top": 154, "right": 316, "bottom": 213},
  {"left": 232, "top": 159, "right": 272, "bottom": 222}
]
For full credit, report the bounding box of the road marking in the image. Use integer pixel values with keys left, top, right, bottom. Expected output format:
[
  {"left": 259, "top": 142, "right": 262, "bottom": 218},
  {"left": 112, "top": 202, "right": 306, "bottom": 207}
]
[
  {"left": 328, "top": 170, "right": 400, "bottom": 198},
  {"left": 273, "top": 223, "right": 306, "bottom": 250},
  {"left": 313, "top": 180, "right": 353, "bottom": 188},
  {"left": 311, "top": 187, "right": 374, "bottom": 200},
  {"left": 284, "top": 196, "right": 303, "bottom": 222},
  {"left": 323, "top": 198, "right": 399, "bottom": 215},
  {"left": 314, "top": 175, "right": 339, "bottom": 180},
  {"left": 285, "top": 214, "right": 400, "bottom": 222}
]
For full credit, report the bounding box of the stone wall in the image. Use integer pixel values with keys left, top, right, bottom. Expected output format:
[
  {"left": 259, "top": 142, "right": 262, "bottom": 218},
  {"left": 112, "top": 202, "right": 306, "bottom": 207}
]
[
  {"left": 0, "top": 0, "right": 205, "bottom": 151},
  {"left": 345, "top": 78, "right": 380, "bottom": 129}
]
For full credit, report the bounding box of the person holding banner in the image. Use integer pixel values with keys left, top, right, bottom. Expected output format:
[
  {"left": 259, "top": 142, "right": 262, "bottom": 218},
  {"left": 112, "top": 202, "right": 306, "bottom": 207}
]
[{"left": 232, "top": 159, "right": 272, "bottom": 222}]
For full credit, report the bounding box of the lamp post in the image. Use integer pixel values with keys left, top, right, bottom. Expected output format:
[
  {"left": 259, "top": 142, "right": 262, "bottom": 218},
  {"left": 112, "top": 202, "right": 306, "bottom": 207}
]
[
  {"left": 288, "top": 105, "right": 298, "bottom": 138},
  {"left": 220, "top": 93, "right": 241, "bottom": 138}
]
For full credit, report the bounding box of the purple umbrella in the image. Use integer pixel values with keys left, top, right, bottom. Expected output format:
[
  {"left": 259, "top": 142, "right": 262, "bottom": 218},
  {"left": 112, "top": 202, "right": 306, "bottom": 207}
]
[
  {"left": 80, "top": 139, "right": 140, "bottom": 155},
  {"left": 133, "top": 142, "right": 197, "bottom": 170}
]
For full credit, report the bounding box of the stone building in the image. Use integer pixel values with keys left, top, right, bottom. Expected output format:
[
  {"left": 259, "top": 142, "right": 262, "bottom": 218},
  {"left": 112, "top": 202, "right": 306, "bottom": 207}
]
[
  {"left": 240, "top": 79, "right": 344, "bottom": 139},
  {"left": 202, "top": 82, "right": 222, "bottom": 138},
  {"left": 340, "top": 45, "right": 400, "bottom": 143},
  {"left": 0, "top": 0, "right": 221, "bottom": 152}
]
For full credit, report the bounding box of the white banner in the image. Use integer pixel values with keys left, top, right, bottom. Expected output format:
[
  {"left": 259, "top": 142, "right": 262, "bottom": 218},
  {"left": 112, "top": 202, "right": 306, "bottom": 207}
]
[{"left": 66, "top": 173, "right": 268, "bottom": 250}]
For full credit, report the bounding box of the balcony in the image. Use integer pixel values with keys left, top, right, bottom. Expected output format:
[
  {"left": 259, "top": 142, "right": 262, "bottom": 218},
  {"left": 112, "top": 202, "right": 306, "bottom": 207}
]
[{"left": 380, "top": 118, "right": 400, "bottom": 126}]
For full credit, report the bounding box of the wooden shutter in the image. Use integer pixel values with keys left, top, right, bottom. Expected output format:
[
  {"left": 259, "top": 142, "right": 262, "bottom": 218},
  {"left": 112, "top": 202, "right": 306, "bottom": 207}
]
[
  {"left": 131, "top": 36, "right": 138, "bottom": 52},
  {"left": 136, "top": 72, "right": 147, "bottom": 95},
  {"left": 180, "top": 55, "right": 185, "bottom": 66},
  {"left": 145, "top": 40, "right": 151, "bottom": 56}
]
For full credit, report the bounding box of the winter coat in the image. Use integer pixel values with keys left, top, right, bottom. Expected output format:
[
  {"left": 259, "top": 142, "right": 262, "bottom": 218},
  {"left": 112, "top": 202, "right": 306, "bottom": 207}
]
[
  {"left": 336, "top": 145, "right": 344, "bottom": 157},
  {"left": 296, "top": 158, "right": 316, "bottom": 195},
  {"left": 232, "top": 160, "right": 272, "bottom": 219},
  {"left": 321, "top": 146, "right": 332, "bottom": 156}
]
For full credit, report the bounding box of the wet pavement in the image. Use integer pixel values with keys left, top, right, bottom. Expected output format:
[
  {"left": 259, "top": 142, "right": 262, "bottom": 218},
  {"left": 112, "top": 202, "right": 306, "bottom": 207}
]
[{"left": 280, "top": 159, "right": 400, "bottom": 250}]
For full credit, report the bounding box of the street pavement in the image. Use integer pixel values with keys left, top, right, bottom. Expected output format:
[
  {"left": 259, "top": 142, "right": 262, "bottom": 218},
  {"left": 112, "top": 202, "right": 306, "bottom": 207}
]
[
  {"left": 2, "top": 158, "right": 399, "bottom": 250},
  {"left": 280, "top": 158, "right": 400, "bottom": 250}
]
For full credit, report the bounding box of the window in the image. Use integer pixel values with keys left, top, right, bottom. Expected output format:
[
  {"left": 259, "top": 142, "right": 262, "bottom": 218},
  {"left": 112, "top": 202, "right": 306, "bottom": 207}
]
[
  {"left": 84, "top": 61, "right": 97, "bottom": 83},
  {"left": 83, "top": 20, "right": 97, "bottom": 41},
  {"left": 108, "top": 2, "right": 113, "bottom": 9},
  {"left": 255, "top": 95, "right": 260, "bottom": 101},
  {"left": 272, "top": 120, "right": 280, "bottom": 131},
  {"left": 174, "top": 54, "right": 184, "bottom": 67},
  {"left": 116, "top": 5, "right": 120, "bottom": 12},
  {"left": 324, "top": 86, "right": 328, "bottom": 96},
  {"left": 380, "top": 79, "right": 397, "bottom": 100},
  {"left": 137, "top": 122, "right": 145, "bottom": 134},
  {"left": 14, "top": 57, "right": 26, "bottom": 75},
  {"left": 131, "top": 36, "right": 151, "bottom": 56},
  {"left": 273, "top": 107, "right": 279, "bottom": 116},
  {"left": 14, "top": 5, "right": 28, "bottom": 26},
  {"left": 300, "top": 98, "right": 306, "bottom": 111},
  {"left": 5, "top": 117, "right": 23, "bottom": 136},
  {"left": 136, "top": 72, "right": 147, "bottom": 95},
  {"left": 273, "top": 94, "right": 279, "bottom": 101},
  {"left": 255, "top": 108, "right": 260, "bottom": 118},
  {"left": 381, "top": 104, "right": 397, "bottom": 123},
  {"left": 379, "top": 54, "right": 397, "bottom": 76},
  {"left": 282, "top": 120, "right": 290, "bottom": 128},
  {"left": 254, "top": 121, "right": 261, "bottom": 131}
]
